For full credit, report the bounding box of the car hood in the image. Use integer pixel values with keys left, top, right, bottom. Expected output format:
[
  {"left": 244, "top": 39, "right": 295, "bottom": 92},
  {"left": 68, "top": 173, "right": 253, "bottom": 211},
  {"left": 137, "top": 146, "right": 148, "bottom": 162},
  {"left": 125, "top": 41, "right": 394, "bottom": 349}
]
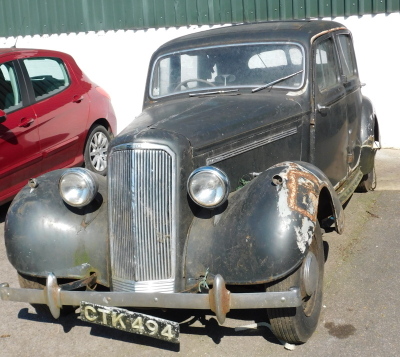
[{"left": 115, "top": 93, "right": 307, "bottom": 156}]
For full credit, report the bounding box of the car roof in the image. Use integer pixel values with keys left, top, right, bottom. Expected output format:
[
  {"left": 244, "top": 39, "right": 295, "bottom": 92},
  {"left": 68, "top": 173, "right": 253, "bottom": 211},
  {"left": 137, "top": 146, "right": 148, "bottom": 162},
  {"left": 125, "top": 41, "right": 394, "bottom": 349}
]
[
  {"left": 0, "top": 47, "right": 69, "bottom": 59},
  {"left": 154, "top": 20, "right": 347, "bottom": 55}
]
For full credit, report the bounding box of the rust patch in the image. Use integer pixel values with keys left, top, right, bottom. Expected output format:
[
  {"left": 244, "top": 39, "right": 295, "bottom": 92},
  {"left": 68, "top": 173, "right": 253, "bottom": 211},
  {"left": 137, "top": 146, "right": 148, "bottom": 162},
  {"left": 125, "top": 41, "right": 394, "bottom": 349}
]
[
  {"left": 286, "top": 167, "right": 320, "bottom": 221},
  {"left": 310, "top": 27, "right": 347, "bottom": 43}
]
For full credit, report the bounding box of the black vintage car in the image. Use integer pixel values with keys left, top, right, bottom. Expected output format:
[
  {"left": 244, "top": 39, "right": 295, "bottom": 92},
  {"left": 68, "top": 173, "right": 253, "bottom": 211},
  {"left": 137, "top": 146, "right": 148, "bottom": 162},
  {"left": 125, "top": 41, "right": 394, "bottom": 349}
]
[{"left": 1, "top": 21, "right": 379, "bottom": 345}]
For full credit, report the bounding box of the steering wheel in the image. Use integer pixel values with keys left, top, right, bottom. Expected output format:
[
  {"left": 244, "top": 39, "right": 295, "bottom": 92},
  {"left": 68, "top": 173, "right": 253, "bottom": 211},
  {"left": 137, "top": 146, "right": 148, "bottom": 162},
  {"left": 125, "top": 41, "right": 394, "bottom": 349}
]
[{"left": 174, "top": 79, "right": 215, "bottom": 91}]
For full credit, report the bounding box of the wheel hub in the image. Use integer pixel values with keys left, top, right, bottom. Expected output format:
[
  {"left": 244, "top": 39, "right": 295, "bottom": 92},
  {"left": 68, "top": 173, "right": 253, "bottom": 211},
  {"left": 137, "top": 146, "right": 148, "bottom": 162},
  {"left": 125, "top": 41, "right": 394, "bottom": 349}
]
[
  {"left": 302, "top": 251, "right": 319, "bottom": 297},
  {"left": 90, "top": 132, "right": 108, "bottom": 170}
]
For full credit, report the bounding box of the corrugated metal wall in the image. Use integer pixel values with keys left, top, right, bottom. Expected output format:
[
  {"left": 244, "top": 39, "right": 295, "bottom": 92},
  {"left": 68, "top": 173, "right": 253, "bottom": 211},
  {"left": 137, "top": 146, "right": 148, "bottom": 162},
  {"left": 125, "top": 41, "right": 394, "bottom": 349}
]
[{"left": 1, "top": 0, "right": 399, "bottom": 37}]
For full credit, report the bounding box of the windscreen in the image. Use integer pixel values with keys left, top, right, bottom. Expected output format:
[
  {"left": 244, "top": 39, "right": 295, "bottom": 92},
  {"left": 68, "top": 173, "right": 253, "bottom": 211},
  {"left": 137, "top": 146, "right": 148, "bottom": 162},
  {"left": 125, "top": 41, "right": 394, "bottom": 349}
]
[{"left": 150, "top": 42, "right": 305, "bottom": 98}]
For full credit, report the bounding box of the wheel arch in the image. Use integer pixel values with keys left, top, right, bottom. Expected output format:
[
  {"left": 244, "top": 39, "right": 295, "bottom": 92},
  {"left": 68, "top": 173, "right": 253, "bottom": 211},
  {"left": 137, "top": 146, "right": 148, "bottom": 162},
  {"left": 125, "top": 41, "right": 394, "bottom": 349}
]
[{"left": 86, "top": 118, "right": 113, "bottom": 140}]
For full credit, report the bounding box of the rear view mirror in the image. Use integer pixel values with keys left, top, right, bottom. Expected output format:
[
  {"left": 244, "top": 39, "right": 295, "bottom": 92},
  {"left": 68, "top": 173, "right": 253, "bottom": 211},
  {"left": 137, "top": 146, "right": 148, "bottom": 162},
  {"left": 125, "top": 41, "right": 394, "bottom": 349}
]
[{"left": 0, "top": 109, "right": 6, "bottom": 123}]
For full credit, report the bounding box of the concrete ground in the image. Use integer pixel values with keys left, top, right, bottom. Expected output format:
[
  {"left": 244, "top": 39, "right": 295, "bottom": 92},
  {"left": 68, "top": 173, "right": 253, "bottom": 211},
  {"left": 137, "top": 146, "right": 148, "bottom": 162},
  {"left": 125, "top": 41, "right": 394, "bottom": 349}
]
[{"left": 0, "top": 149, "right": 399, "bottom": 356}]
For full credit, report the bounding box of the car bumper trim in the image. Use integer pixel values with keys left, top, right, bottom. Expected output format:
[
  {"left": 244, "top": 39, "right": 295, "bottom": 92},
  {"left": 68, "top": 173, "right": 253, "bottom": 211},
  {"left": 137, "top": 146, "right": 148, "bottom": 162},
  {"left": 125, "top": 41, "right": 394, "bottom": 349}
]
[{"left": 0, "top": 273, "right": 302, "bottom": 325}]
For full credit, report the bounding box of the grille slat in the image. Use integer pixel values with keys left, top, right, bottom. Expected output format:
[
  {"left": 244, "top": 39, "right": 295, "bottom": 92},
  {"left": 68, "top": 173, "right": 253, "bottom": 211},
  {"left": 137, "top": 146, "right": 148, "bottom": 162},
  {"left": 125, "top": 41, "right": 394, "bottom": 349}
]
[{"left": 109, "top": 144, "right": 175, "bottom": 292}]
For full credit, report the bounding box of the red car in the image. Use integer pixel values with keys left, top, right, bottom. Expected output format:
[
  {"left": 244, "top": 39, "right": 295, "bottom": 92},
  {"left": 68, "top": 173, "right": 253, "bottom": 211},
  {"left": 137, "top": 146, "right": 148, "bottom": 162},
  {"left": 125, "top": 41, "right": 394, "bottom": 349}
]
[{"left": 0, "top": 48, "right": 117, "bottom": 205}]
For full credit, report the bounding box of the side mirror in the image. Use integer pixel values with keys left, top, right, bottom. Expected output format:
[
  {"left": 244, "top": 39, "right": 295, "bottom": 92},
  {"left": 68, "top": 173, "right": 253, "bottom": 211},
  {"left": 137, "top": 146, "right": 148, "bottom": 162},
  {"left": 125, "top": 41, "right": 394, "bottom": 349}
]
[{"left": 0, "top": 109, "right": 6, "bottom": 123}]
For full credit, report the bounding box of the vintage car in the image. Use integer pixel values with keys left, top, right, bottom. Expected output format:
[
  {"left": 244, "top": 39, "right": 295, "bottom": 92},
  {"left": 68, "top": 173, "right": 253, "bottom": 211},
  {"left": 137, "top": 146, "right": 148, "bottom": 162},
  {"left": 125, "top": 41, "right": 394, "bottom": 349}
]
[{"left": 1, "top": 20, "right": 379, "bottom": 345}]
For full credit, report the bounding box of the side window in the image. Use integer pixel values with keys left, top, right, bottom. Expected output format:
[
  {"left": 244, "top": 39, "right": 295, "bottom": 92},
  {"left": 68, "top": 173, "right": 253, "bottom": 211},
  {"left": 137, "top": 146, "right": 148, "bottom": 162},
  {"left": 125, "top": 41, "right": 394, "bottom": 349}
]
[
  {"left": 337, "top": 35, "right": 357, "bottom": 78},
  {"left": 315, "top": 38, "right": 340, "bottom": 91},
  {"left": 23, "top": 57, "right": 70, "bottom": 101},
  {"left": 0, "top": 62, "right": 22, "bottom": 113}
]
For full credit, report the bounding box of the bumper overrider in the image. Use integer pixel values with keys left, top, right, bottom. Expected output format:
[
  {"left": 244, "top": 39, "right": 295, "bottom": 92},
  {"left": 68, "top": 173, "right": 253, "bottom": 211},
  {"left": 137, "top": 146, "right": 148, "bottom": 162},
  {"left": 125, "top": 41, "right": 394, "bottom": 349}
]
[{"left": 1, "top": 273, "right": 301, "bottom": 325}]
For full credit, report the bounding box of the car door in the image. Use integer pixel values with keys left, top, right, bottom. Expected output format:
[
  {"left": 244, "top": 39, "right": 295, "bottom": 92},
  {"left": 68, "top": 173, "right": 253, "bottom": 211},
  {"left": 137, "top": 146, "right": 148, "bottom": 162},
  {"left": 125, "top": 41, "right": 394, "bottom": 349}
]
[
  {"left": 21, "top": 56, "right": 90, "bottom": 173},
  {"left": 0, "top": 59, "right": 40, "bottom": 204},
  {"left": 335, "top": 32, "right": 362, "bottom": 172},
  {"left": 312, "top": 35, "right": 348, "bottom": 188}
]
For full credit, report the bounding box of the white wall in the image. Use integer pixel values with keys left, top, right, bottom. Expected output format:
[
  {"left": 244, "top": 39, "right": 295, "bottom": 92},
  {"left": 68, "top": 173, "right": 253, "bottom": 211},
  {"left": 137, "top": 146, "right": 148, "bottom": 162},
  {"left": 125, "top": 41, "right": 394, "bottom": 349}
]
[
  {"left": 1, "top": 14, "right": 399, "bottom": 148},
  {"left": 339, "top": 14, "right": 400, "bottom": 148}
]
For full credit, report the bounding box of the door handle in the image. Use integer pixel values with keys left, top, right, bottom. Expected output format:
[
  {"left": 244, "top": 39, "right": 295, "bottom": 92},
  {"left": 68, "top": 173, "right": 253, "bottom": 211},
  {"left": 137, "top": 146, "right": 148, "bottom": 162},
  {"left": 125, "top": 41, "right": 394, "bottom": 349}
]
[
  {"left": 73, "top": 95, "right": 84, "bottom": 103},
  {"left": 317, "top": 104, "right": 331, "bottom": 115},
  {"left": 18, "top": 117, "right": 35, "bottom": 128}
]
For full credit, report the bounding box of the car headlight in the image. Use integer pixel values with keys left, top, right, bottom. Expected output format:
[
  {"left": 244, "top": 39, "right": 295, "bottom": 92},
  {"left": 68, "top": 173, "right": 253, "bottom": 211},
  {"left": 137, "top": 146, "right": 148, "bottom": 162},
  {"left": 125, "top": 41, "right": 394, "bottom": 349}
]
[
  {"left": 187, "top": 166, "right": 230, "bottom": 208},
  {"left": 59, "top": 168, "right": 99, "bottom": 207}
]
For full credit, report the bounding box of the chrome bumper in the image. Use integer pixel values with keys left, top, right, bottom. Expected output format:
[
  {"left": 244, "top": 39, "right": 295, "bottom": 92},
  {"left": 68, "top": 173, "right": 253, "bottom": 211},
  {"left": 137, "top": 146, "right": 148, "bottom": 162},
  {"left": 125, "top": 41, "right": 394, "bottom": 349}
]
[{"left": 1, "top": 273, "right": 302, "bottom": 325}]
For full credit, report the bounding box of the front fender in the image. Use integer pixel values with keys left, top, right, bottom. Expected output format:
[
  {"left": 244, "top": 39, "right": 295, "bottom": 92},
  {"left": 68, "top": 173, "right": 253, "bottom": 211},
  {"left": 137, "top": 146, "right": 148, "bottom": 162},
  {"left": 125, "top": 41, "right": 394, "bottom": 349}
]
[
  {"left": 185, "top": 161, "right": 344, "bottom": 286},
  {"left": 5, "top": 170, "right": 110, "bottom": 286}
]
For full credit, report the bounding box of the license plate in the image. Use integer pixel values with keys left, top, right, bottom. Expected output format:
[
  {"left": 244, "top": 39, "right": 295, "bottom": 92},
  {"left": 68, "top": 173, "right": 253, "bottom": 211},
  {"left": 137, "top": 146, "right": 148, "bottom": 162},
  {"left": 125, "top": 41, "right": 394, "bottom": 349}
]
[{"left": 80, "top": 301, "right": 179, "bottom": 343}]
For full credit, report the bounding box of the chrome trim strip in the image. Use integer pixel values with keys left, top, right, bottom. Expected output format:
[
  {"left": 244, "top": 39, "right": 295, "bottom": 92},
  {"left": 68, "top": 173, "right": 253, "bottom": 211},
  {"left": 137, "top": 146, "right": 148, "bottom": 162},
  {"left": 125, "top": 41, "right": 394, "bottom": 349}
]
[
  {"left": 131, "top": 279, "right": 175, "bottom": 293},
  {"left": 110, "top": 143, "right": 172, "bottom": 152},
  {"left": 206, "top": 127, "right": 298, "bottom": 165},
  {"left": 112, "top": 278, "right": 175, "bottom": 293}
]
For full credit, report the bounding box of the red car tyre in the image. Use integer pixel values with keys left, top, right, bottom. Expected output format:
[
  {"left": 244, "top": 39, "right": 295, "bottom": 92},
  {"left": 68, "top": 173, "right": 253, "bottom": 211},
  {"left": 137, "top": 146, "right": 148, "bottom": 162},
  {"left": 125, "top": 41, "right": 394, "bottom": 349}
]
[{"left": 84, "top": 125, "right": 111, "bottom": 176}]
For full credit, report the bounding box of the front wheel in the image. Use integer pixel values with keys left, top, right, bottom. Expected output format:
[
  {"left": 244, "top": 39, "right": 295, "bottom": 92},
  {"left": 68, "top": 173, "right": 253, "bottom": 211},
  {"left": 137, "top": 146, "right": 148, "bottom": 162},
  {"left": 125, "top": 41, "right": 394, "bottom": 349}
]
[
  {"left": 266, "top": 222, "right": 324, "bottom": 344},
  {"left": 84, "top": 125, "right": 111, "bottom": 176}
]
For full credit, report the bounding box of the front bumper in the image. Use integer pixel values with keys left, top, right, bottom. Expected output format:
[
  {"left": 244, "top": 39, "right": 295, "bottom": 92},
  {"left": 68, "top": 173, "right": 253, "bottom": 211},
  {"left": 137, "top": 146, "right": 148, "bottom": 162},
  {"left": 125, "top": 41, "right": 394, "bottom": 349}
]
[{"left": 1, "top": 273, "right": 302, "bottom": 325}]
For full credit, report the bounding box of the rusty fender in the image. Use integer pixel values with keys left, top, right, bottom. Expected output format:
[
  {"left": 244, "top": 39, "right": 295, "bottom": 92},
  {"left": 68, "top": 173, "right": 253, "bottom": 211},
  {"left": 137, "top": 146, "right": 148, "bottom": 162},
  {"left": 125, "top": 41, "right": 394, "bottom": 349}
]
[
  {"left": 4, "top": 170, "right": 110, "bottom": 286},
  {"left": 185, "top": 161, "right": 344, "bottom": 286}
]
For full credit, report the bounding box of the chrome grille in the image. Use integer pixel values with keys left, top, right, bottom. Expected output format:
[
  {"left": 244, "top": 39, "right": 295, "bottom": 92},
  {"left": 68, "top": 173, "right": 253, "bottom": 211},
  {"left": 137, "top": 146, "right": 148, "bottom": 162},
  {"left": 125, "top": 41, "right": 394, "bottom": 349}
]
[{"left": 108, "top": 143, "right": 175, "bottom": 293}]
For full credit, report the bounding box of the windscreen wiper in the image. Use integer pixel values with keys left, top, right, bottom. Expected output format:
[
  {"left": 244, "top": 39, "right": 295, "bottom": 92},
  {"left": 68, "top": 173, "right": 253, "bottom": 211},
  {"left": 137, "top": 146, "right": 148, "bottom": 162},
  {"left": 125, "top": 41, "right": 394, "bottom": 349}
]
[
  {"left": 189, "top": 89, "right": 239, "bottom": 97},
  {"left": 251, "top": 70, "right": 303, "bottom": 93}
]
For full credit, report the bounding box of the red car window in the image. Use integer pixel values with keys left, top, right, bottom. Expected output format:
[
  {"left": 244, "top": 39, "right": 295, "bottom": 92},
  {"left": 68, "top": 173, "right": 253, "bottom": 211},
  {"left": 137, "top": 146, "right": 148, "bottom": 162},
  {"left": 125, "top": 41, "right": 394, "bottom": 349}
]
[
  {"left": 0, "top": 62, "right": 22, "bottom": 112},
  {"left": 23, "top": 57, "right": 70, "bottom": 101}
]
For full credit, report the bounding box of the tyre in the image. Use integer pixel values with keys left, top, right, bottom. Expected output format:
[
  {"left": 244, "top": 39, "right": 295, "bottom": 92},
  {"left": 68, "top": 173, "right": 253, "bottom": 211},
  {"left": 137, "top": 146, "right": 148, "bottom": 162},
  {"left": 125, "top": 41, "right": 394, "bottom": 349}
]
[
  {"left": 84, "top": 125, "right": 111, "bottom": 176},
  {"left": 18, "top": 273, "right": 75, "bottom": 318},
  {"left": 266, "top": 222, "right": 324, "bottom": 344}
]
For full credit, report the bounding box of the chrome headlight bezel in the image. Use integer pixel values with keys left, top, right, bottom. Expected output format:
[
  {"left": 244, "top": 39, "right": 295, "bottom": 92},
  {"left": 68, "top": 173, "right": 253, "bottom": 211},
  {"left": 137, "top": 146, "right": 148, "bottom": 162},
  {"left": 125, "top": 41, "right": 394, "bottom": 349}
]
[
  {"left": 59, "top": 168, "right": 99, "bottom": 207},
  {"left": 187, "top": 166, "right": 230, "bottom": 208}
]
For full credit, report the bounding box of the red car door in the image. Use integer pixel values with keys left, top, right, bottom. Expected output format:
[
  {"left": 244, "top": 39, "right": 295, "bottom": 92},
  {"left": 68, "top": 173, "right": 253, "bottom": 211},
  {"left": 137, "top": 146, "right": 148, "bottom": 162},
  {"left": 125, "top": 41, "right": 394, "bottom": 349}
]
[
  {"left": 0, "top": 60, "right": 40, "bottom": 205},
  {"left": 21, "top": 56, "right": 90, "bottom": 173}
]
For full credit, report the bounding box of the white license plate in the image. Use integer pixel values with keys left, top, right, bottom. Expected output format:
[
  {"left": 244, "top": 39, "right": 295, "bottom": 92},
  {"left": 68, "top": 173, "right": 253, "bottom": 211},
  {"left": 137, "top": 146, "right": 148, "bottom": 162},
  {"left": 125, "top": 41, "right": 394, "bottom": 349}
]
[{"left": 80, "top": 301, "right": 179, "bottom": 343}]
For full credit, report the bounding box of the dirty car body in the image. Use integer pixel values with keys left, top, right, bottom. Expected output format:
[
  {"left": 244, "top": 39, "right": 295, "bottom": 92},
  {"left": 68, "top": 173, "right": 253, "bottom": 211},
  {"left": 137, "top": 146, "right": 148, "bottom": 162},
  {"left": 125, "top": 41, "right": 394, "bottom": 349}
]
[{"left": 1, "top": 21, "right": 379, "bottom": 345}]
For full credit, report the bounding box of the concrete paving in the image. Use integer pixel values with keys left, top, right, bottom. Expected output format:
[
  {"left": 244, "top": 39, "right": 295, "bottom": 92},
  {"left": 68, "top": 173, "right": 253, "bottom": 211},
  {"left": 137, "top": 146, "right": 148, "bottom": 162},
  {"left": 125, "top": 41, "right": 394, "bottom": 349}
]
[{"left": 0, "top": 149, "right": 399, "bottom": 356}]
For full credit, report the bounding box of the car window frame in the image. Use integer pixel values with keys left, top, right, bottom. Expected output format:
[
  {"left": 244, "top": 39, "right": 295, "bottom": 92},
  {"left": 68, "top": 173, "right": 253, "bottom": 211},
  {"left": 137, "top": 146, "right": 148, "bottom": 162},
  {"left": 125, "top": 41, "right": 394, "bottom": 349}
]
[
  {"left": 314, "top": 36, "right": 342, "bottom": 93},
  {"left": 335, "top": 32, "right": 358, "bottom": 79},
  {"left": 18, "top": 56, "right": 72, "bottom": 104},
  {"left": 333, "top": 31, "right": 361, "bottom": 92},
  {"left": 312, "top": 34, "right": 345, "bottom": 107},
  {"left": 149, "top": 41, "right": 306, "bottom": 100}
]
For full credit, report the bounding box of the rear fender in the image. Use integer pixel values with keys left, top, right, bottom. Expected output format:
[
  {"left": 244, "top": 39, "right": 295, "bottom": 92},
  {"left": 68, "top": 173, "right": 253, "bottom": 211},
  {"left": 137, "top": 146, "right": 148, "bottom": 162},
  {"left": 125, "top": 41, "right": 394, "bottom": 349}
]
[
  {"left": 360, "top": 95, "right": 380, "bottom": 175},
  {"left": 185, "top": 161, "right": 344, "bottom": 287}
]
